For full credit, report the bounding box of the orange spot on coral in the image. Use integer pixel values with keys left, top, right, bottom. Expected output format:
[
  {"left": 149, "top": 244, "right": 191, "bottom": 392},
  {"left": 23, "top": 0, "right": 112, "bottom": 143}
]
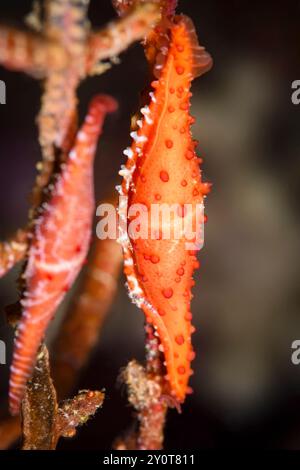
[
  {"left": 180, "top": 101, "right": 189, "bottom": 111},
  {"left": 175, "top": 335, "right": 185, "bottom": 345},
  {"left": 176, "top": 65, "right": 184, "bottom": 75},
  {"left": 177, "top": 365, "right": 186, "bottom": 375},
  {"left": 150, "top": 254, "right": 160, "bottom": 264},
  {"left": 159, "top": 170, "right": 169, "bottom": 182},
  {"left": 185, "top": 150, "right": 194, "bottom": 160},
  {"left": 162, "top": 288, "right": 174, "bottom": 299}
]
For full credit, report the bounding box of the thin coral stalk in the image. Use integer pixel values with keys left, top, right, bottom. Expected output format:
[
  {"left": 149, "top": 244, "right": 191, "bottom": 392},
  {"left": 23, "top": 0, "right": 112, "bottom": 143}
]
[
  {"left": 115, "top": 357, "right": 167, "bottom": 449},
  {"left": 52, "top": 228, "right": 122, "bottom": 399},
  {"left": 115, "top": 325, "right": 168, "bottom": 450}
]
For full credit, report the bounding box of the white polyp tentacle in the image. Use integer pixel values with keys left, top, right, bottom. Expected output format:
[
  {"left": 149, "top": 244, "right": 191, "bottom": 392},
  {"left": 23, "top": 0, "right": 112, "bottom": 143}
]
[
  {"left": 130, "top": 131, "right": 148, "bottom": 143},
  {"left": 149, "top": 92, "right": 156, "bottom": 103},
  {"left": 140, "top": 105, "right": 150, "bottom": 115},
  {"left": 123, "top": 147, "right": 134, "bottom": 159}
]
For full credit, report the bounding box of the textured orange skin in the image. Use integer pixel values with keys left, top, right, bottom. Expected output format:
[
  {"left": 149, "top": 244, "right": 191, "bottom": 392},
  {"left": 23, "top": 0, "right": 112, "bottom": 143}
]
[
  {"left": 121, "top": 17, "right": 212, "bottom": 402},
  {"left": 9, "top": 95, "right": 117, "bottom": 415}
]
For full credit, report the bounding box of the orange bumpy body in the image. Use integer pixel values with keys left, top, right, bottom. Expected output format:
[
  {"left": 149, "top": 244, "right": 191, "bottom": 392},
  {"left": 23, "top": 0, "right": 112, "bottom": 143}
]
[
  {"left": 119, "top": 16, "right": 212, "bottom": 402},
  {"left": 9, "top": 95, "right": 117, "bottom": 415}
]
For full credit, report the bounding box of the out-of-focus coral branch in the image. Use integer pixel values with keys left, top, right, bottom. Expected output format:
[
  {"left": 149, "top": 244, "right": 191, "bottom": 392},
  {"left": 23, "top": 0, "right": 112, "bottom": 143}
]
[
  {"left": 0, "top": 416, "right": 21, "bottom": 450},
  {"left": 0, "top": 193, "right": 122, "bottom": 448},
  {"left": 0, "top": 229, "right": 28, "bottom": 278},
  {"left": 0, "top": 1, "right": 161, "bottom": 208},
  {"left": 86, "top": 3, "right": 160, "bottom": 72},
  {"left": 34, "top": 0, "right": 91, "bottom": 205},
  {"left": 0, "top": 27, "right": 67, "bottom": 76},
  {"left": 52, "top": 234, "right": 122, "bottom": 399},
  {"left": 0, "top": 2, "right": 158, "bottom": 210},
  {"left": 112, "top": 0, "right": 177, "bottom": 17},
  {"left": 0, "top": 3, "right": 160, "bottom": 77},
  {"left": 21, "top": 343, "right": 104, "bottom": 450}
]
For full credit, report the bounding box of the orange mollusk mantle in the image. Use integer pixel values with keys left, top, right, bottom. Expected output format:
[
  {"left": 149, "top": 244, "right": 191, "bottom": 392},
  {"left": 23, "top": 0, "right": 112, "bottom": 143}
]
[{"left": 118, "top": 16, "right": 212, "bottom": 403}]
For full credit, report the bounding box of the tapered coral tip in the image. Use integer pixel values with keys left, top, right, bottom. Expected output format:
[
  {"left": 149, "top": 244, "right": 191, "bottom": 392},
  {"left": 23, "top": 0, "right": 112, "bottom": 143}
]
[{"left": 88, "top": 94, "right": 118, "bottom": 115}]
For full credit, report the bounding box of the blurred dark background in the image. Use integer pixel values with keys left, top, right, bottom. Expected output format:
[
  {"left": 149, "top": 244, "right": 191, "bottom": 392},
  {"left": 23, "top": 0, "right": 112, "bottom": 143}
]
[{"left": 0, "top": 0, "right": 300, "bottom": 450}]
